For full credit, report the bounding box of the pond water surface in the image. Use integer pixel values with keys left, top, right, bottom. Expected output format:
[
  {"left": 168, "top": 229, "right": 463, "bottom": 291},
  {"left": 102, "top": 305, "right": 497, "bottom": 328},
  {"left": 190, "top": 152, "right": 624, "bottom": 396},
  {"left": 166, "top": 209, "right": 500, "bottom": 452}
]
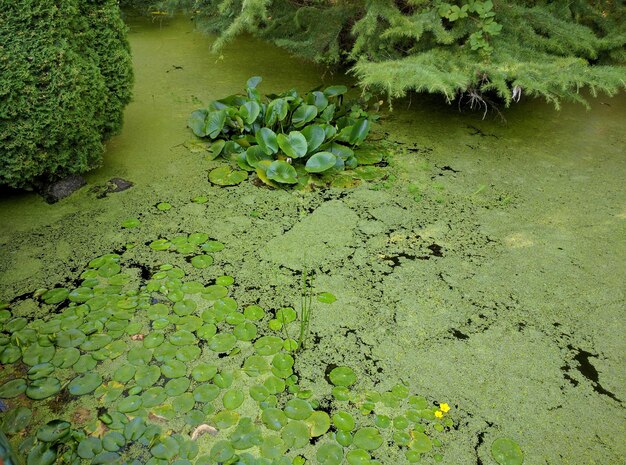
[{"left": 0, "top": 13, "right": 624, "bottom": 465}]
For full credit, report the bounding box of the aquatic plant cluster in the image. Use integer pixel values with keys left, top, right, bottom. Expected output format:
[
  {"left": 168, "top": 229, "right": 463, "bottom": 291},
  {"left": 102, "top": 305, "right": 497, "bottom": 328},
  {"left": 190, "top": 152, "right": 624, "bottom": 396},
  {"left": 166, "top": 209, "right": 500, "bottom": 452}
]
[
  {"left": 188, "top": 77, "right": 383, "bottom": 188},
  {"left": 0, "top": 230, "right": 454, "bottom": 464}
]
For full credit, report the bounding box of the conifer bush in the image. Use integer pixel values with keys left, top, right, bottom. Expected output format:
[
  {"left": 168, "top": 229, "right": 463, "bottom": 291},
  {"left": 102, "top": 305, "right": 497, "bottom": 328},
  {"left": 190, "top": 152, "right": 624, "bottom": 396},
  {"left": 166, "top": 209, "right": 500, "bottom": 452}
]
[
  {"left": 173, "top": 0, "right": 626, "bottom": 108},
  {"left": 0, "top": 0, "right": 133, "bottom": 189}
]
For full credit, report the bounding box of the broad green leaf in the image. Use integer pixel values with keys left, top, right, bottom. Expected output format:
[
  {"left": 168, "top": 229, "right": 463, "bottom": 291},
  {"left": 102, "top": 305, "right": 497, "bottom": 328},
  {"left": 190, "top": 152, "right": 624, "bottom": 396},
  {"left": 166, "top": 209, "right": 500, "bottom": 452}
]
[
  {"left": 306, "top": 91, "right": 329, "bottom": 111},
  {"left": 205, "top": 110, "right": 226, "bottom": 139},
  {"left": 305, "top": 152, "right": 337, "bottom": 173},
  {"left": 292, "top": 104, "right": 318, "bottom": 128},
  {"left": 349, "top": 119, "right": 371, "bottom": 146},
  {"left": 329, "top": 143, "right": 354, "bottom": 160},
  {"left": 320, "top": 104, "right": 336, "bottom": 123},
  {"left": 266, "top": 161, "right": 298, "bottom": 184},
  {"left": 208, "top": 166, "right": 248, "bottom": 186},
  {"left": 239, "top": 101, "right": 261, "bottom": 124},
  {"left": 255, "top": 127, "right": 278, "bottom": 154},
  {"left": 246, "top": 76, "right": 262, "bottom": 89},
  {"left": 301, "top": 125, "right": 325, "bottom": 154},
  {"left": 188, "top": 109, "right": 208, "bottom": 137},
  {"left": 246, "top": 145, "right": 273, "bottom": 167},
  {"left": 323, "top": 85, "right": 348, "bottom": 97},
  {"left": 491, "top": 438, "right": 524, "bottom": 465},
  {"left": 277, "top": 131, "right": 307, "bottom": 158},
  {"left": 265, "top": 98, "right": 289, "bottom": 126}
]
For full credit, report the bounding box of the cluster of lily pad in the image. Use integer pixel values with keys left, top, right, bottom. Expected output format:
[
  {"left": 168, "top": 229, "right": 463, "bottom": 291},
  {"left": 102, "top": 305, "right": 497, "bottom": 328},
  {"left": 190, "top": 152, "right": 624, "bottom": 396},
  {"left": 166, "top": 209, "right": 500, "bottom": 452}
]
[
  {"left": 187, "top": 77, "right": 386, "bottom": 189},
  {"left": 0, "top": 235, "right": 454, "bottom": 464}
]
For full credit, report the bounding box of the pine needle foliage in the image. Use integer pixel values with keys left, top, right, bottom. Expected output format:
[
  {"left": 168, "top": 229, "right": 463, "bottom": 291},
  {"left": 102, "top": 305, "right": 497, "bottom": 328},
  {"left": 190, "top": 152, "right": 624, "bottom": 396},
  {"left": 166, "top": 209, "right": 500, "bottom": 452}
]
[{"left": 158, "top": 0, "right": 625, "bottom": 107}]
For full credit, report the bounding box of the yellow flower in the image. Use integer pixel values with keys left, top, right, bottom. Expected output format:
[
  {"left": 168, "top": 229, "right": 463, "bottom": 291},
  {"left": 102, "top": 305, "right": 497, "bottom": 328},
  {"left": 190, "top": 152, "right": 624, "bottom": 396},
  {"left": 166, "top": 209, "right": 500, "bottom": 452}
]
[
  {"left": 435, "top": 410, "right": 443, "bottom": 418},
  {"left": 439, "top": 403, "right": 450, "bottom": 413}
]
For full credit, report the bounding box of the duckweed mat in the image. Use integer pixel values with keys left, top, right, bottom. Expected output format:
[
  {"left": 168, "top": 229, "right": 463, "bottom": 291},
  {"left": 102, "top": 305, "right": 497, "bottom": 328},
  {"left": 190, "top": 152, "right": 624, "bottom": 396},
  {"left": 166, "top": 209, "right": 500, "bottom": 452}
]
[
  {"left": 1, "top": 228, "right": 455, "bottom": 465},
  {"left": 1, "top": 13, "right": 625, "bottom": 465}
]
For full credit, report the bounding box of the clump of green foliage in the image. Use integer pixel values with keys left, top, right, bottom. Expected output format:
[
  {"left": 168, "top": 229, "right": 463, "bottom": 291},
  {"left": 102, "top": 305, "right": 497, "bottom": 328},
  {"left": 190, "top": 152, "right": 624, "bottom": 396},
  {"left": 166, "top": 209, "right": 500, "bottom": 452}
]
[
  {"left": 0, "top": 0, "right": 133, "bottom": 189},
  {"left": 189, "top": 77, "right": 378, "bottom": 188},
  {"left": 172, "top": 0, "right": 626, "bottom": 108}
]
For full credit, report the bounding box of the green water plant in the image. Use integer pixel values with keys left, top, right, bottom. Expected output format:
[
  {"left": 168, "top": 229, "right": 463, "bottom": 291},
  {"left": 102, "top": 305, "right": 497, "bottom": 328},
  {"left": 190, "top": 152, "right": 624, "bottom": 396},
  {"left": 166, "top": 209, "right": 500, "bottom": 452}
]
[
  {"left": 188, "top": 77, "right": 380, "bottom": 188},
  {"left": 0, "top": 223, "right": 455, "bottom": 464}
]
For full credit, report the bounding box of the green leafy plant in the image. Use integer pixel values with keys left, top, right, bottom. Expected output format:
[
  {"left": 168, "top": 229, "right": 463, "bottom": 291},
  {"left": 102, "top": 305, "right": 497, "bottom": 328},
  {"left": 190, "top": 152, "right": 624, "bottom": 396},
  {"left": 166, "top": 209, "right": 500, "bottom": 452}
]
[
  {"left": 297, "top": 269, "right": 314, "bottom": 352},
  {"left": 188, "top": 77, "right": 377, "bottom": 187}
]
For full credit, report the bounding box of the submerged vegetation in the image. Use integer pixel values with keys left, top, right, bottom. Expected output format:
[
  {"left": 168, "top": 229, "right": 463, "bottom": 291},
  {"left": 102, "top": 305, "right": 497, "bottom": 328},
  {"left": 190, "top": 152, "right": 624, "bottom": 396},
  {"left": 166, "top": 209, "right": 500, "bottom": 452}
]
[
  {"left": 155, "top": 0, "right": 625, "bottom": 108},
  {"left": 0, "top": 222, "right": 456, "bottom": 464},
  {"left": 0, "top": 0, "right": 133, "bottom": 189},
  {"left": 188, "top": 77, "right": 384, "bottom": 188}
]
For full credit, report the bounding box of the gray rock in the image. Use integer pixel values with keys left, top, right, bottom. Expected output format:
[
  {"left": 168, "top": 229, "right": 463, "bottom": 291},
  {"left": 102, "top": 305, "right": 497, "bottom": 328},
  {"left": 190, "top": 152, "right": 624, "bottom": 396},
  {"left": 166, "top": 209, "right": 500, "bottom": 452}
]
[
  {"left": 41, "top": 175, "right": 87, "bottom": 204},
  {"left": 95, "top": 177, "right": 133, "bottom": 198}
]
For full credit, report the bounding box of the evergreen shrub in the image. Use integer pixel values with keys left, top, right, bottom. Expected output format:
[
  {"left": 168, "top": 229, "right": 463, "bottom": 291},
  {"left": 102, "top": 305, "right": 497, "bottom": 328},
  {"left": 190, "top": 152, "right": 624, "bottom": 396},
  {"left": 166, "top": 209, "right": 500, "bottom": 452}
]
[{"left": 0, "top": 0, "right": 133, "bottom": 189}]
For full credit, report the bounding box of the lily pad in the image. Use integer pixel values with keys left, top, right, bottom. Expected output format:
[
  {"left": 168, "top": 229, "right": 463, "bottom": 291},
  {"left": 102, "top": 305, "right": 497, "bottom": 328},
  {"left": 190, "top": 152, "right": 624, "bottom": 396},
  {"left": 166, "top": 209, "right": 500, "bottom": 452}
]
[
  {"left": 191, "top": 255, "right": 213, "bottom": 269},
  {"left": 135, "top": 365, "right": 161, "bottom": 388},
  {"left": 254, "top": 336, "right": 283, "bottom": 356},
  {"left": 210, "top": 440, "right": 234, "bottom": 462},
  {"left": 143, "top": 332, "right": 165, "bottom": 349},
  {"left": 149, "top": 239, "right": 171, "bottom": 251},
  {"left": 172, "top": 392, "right": 196, "bottom": 413},
  {"left": 353, "top": 427, "right": 383, "bottom": 450},
  {"left": 78, "top": 437, "right": 103, "bottom": 459},
  {"left": 176, "top": 345, "right": 202, "bottom": 362},
  {"left": 201, "top": 241, "right": 225, "bottom": 253},
  {"left": 170, "top": 330, "right": 196, "bottom": 346},
  {"left": 491, "top": 438, "right": 524, "bottom": 465},
  {"left": 281, "top": 421, "right": 309, "bottom": 449},
  {"left": 27, "top": 443, "right": 56, "bottom": 465},
  {"left": 233, "top": 322, "right": 257, "bottom": 341},
  {"left": 141, "top": 387, "right": 167, "bottom": 408},
  {"left": 262, "top": 408, "right": 289, "bottom": 431},
  {"left": 193, "top": 383, "right": 220, "bottom": 403},
  {"left": 157, "top": 202, "right": 172, "bottom": 211},
  {"left": 261, "top": 435, "right": 287, "bottom": 459},
  {"left": 0, "top": 345, "right": 20, "bottom": 364},
  {"left": 208, "top": 333, "right": 237, "bottom": 353},
  {"left": 68, "top": 372, "right": 103, "bottom": 396},
  {"left": 0, "top": 378, "right": 27, "bottom": 398},
  {"left": 26, "top": 377, "right": 61, "bottom": 400},
  {"left": 409, "top": 431, "right": 432, "bottom": 453},
  {"left": 165, "top": 377, "right": 191, "bottom": 396},
  {"left": 42, "top": 288, "right": 69, "bottom": 305},
  {"left": 332, "top": 411, "right": 355, "bottom": 431},
  {"left": 121, "top": 218, "right": 141, "bottom": 228},
  {"left": 2, "top": 406, "right": 32, "bottom": 433},
  {"left": 307, "top": 411, "right": 331, "bottom": 437},
  {"left": 118, "top": 395, "right": 143, "bottom": 413},
  {"left": 329, "top": 366, "right": 357, "bottom": 387},
  {"left": 151, "top": 436, "right": 180, "bottom": 460},
  {"left": 223, "top": 388, "right": 245, "bottom": 410},
  {"left": 208, "top": 166, "right": 248, "bottom": 186},
  {"left": 56, "top": 328, "right": 87, "bottom": 348},
  {"left": 243, "top": 355, "right": 270, "bottom": 377},
  {"left": 161, "top": 359, "right": 187, "bottom": 378},
  {"left": 346, "top": 449, "right": 371, "bottom": 465},
  {"left": 317, "top": 292, "right": 337, "bottom": 304},
  {"left": 37, "top": 419, "right": 71, "bottom": 442},
  {"left": 103, "top": 432, "right": 126, "bottom": 452},
  {"left": 214, "top": 410, "right": 239, "bottom": 429},
  {"left": 316, "top": 443, "right": 343, "bottom": 465},
  {"left": 284, "top": 399, "right": 313, "bottom": 420}
]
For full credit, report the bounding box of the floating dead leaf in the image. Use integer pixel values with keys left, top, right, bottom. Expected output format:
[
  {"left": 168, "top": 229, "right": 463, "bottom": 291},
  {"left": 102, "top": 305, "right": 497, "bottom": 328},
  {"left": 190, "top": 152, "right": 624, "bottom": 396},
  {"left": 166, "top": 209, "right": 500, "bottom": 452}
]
[{"left": 191, "top": 424, "right": 218, "bottom": 440}]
